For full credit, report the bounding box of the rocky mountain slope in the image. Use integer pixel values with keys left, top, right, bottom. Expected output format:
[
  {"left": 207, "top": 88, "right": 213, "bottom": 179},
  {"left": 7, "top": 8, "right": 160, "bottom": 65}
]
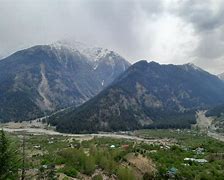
[
  {"left": 218, "top": 73, "right": 224, "bottom": 81},
  {"left": 206, "top": 104, "right": 224, "bottom": 117},
  {"left": 49, "top": 61, "right": 224, "bottom": 133},
  {"left": 0, "top": 41, "right": 130, "bottom": 122}
]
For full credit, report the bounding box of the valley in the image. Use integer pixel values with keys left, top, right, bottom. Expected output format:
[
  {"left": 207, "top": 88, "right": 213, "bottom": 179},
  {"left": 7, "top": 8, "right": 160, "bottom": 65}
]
[
  {"left": 1, "top": 45, "right": 224, "bottom": 179},
  {"left": 1, "top": 122, "right": 224, "bottom": 179},
  {"left": 1, "top": 1, "right": 224, "bottom": 179},
  {"left": 2, "top": 110, "right": 224, "bottom": 143},
  {"left": 1, "top": 111, "right": 224, "bottom": 179}
]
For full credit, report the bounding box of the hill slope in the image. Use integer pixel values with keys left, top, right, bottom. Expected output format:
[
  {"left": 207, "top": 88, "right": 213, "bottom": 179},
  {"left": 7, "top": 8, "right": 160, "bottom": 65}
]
[
  {"left": 49, "top": 61, "right": 224, "bottom": 133},
  {"left": 206, "top": 104, "right": 224, "bottom": 117},
  {"left": 0, "top": 41, "right": 130, "bottom": 122}
]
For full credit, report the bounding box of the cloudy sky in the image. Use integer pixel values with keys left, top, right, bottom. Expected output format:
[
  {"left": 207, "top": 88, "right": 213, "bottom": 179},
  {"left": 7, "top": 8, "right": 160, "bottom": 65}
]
[{"left": 0, "top": 0, "right": 224, "bottom": 74}]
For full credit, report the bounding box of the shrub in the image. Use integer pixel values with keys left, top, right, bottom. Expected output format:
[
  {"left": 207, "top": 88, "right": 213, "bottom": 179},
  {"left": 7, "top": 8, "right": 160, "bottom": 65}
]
[
  {"left": 117, "top": 166, "right": 135, "bottom": 180},
  {"left": 83, "top": 156, "right": 95, "bottom": 175},
  {"left": 92, "top": 174, "right": 103, "bottom": 180},
  {"left": 143, "top": 172, "right": 155, "bottom": 180},
  {"left": 59, "top": 166, "right": 77, "bottom": 178}
]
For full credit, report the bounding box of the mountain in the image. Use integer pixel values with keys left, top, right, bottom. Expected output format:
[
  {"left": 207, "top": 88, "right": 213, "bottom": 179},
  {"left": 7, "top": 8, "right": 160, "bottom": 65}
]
[
  {"left": 218, "top": 73, "right": 224, "bottom": 81},
  {"left": 205, "top": 104, "right": 224, "bottom": 133},
  {"left": 48, "top": 61, "right": 224, "bottom": 133},
  {"left": 0, "top": 41, "right": 130, "bottom": 122},
  {"left": 206, "top": 104, "right": 224, "bottom": 117}
]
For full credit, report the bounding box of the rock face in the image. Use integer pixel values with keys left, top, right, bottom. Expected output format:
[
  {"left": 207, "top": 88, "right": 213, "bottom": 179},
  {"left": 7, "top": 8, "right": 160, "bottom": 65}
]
[
  {"left": 49, "top": 61, "right": 224, "bottom": 133},
  {"left": 218, "top": 73, "right": 224, "bottom": 81},
  {"left": 0, "top": 41, "right": 130, "bottom": 122}
]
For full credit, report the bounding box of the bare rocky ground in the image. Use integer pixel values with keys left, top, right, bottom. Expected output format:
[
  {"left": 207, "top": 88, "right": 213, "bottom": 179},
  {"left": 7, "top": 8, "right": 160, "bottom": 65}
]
[
  {"left": 195, "top": 110, "right": 224, "bottom": 142},
  {"left": 124, "top": 153, "right": 156, "bottom": 179},
  {"left": 1, "top": 119, "right": 48, "bottom": 129},
  {"left": 195, "top": 110, "right": 214, "bottom": 130}
]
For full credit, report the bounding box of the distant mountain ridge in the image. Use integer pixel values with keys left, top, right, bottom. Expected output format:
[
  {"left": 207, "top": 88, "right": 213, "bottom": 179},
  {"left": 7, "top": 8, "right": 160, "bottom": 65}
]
[
  {"left": 0, "top": 41, "right": 130, "bottom": 122},
  {"left": 48, "top": 61, "right": 224, "bottom": 133}
]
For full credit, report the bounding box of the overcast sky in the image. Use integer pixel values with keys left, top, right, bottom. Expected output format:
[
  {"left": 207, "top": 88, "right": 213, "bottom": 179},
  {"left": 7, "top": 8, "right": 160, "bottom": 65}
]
[{"left": 0, "top": 0, "right": 224, "bottom": 74}]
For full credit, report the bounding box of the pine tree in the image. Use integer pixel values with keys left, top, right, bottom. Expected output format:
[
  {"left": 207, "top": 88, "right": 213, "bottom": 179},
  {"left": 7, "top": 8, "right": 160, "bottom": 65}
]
[
  {"left": 0, "top": 129, "right": 19, "bottom": 179},
  {"left": 0, "top": 129, "right": 9, "bottom": 178}
]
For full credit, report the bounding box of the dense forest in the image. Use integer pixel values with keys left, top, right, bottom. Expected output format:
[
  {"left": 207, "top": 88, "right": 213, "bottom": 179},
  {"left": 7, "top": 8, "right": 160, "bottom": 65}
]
[{"left": 48, "top": 105, "right": 197, "bottom": 133}]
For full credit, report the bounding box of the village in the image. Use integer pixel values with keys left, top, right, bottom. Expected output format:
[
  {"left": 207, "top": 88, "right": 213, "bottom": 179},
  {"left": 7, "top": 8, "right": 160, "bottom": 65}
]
[
  {"left": 1, "top": 121, "right": 223, "bottom": 180},
  {"left": 1, "top": 115, "right": 224, "bottom": 179}
]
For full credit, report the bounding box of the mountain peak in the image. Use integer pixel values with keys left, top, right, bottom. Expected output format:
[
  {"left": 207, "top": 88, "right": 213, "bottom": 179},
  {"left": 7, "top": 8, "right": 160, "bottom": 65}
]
[
  {"left": 183, "top": 63, "right": 203, "bottom": 72},
  {"left": 0, "top": 41, "right": 130, "bottom": 122},
  {"left": 132, "top": 60, "right": 161, "bottom": 68},
  {"left": 149, "top": 61, "right": 160, "bottom": 65},
  {"left": 185, "top": 62, "right": 197, "bottom": 67},
  {"left": 50, "top": 40, "right": 123, "bottom": 62}
]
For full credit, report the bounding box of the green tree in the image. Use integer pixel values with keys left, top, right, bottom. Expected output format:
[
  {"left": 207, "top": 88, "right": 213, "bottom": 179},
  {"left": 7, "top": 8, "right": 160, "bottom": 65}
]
[
  {"left": 0, "top": 129, "right": 19, "bottom": 179},
  {"left": 117, "top": 166, "right": 135, "bottom": 180},
  {"left": 92, "top": 174, "right": 103, "bottom": 180},
  {"left": 84, "top": 156, "right": 95, "bottom": 175}
]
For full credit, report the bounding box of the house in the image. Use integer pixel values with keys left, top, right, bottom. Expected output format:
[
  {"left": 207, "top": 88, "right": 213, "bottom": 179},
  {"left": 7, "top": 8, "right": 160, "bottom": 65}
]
[
  {"left": 42, "top": 165, "right": 48, "bottom": 169},
  {"left": 110, "top": 145, "right": 115, "bottom": 148},
  {"left": 195, "top": 147, "right": 205, "bottom": 155},
  {"left": 33, "top": 145, "right": 41, "bottom": 149},
  {"left": 167, "top": 167, "right": 178, "bottom": 177},
  {"left": 184, "top": 157, "right": 208, "bottom": 163},
  {"left": 184, "top": 158, "right": 195, "bottom": 161},
  {"left": 194, "top": 159, "right": 208, "bottom": 163}
]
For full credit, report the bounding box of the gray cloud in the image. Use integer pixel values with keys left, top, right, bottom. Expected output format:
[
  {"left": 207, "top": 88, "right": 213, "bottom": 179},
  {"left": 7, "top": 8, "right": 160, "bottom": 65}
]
[
  {"left": 0, "top": 0, "right": 224, "bottom": 74},
  {"left": 171, "top": 0, "right": 224, "bottom": 73},
  {"left": 175, "top": 0, "right": 224, "bottom": 32}
]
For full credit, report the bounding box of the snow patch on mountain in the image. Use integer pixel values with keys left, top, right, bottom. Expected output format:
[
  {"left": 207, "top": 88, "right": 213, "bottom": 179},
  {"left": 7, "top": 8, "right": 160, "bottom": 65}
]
[
  {"left": 183, "top": 63, "right": 204, "bottom": 72},
  {"left": 93, "top": 64, "right": 98, "bottom": 70},
  {"left": 122, "top": 61, "right": 126, "bottom": 71},
  {"left": 50, "top": 40, "right": 123, "bottom": 62}
]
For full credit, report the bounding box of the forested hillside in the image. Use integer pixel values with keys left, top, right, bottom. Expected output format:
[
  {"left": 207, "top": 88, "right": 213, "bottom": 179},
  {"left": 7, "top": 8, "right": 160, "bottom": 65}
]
[{"left": 49, "top": 61, "right": 224, "bottom": 133}]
